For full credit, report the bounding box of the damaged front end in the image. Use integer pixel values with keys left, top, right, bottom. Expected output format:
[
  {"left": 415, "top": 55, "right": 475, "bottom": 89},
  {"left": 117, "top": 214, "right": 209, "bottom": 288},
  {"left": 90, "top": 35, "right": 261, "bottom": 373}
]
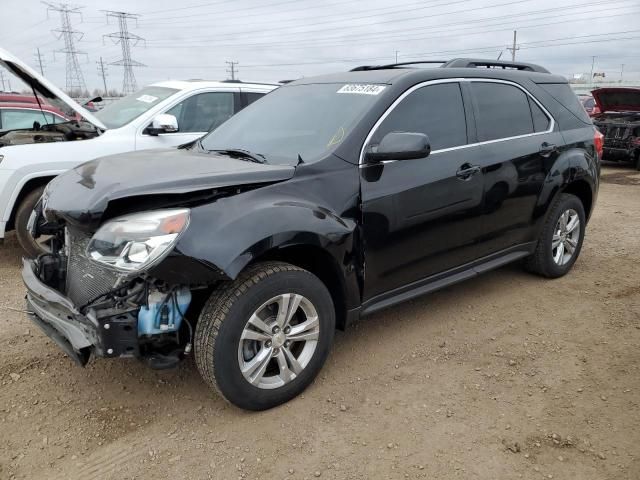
[{"left": 23, "top": 208, "right": 206, "bottom": 369}]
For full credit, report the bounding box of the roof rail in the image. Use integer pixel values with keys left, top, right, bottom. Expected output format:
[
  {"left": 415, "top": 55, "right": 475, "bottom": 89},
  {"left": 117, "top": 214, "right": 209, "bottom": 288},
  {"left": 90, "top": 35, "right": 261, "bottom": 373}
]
[
  {"left": 349, "top": 58, "right": 549, "bottom": 74},
  {"left": 441, "top": 58, "right": 550, "bottom": 73},
  {"left": 219, "top": 79, "right": 280, "bottom": 86},
  {"left": 350, "top": 60, "right": 447, "bottom": 71}
]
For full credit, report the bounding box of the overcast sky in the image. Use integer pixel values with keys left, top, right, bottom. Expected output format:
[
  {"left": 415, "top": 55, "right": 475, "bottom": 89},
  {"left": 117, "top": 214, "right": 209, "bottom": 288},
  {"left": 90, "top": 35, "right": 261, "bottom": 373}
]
[{"left": 1, "top": 0, "right": 639, "bottom": 92}]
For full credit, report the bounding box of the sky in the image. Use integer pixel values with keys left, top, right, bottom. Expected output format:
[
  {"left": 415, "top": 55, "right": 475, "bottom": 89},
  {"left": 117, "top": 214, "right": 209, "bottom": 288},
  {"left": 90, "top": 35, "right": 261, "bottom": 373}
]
[{"left": 0, "top": 0, "right": 639, "bottom": 93}]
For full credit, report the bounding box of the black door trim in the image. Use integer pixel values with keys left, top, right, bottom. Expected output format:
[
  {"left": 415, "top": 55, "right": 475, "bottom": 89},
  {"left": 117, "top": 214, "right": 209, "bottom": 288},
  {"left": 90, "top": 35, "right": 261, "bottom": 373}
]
[{"left": 360, "top": 241, "right": 536, "bottom": 316}]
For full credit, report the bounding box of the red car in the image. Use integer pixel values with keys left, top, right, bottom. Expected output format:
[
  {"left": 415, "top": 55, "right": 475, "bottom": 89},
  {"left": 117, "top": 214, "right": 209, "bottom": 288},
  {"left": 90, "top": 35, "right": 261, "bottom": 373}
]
[
  {"left": 0, "top": 93, "right": 42, "bottom": 104},
  {"left": 578, "top": 94, "right": 600, "bottom": 117},
  {"left": 0, "top": 102, "right": 69, "bottom": 132},
  {"left": 591, "top": 87, "right": 640, "bottom": 169}
]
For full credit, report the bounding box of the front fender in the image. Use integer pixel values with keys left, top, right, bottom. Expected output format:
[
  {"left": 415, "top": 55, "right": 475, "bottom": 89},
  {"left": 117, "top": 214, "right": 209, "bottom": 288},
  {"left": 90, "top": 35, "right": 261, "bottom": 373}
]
[{"left": 175, "top": 194, "right": 357, "bottom": 279}]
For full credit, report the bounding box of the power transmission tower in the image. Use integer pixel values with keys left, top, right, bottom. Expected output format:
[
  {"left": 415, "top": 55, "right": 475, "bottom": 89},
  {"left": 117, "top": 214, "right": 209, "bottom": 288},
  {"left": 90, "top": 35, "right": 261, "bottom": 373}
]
[
  {"left": 97, "top": 56, "right": 108, "bottom": 95},
  {"left": 506, "top": 30, "right": 519, "bottom": 62},
  {"left": 226, "top": 61, "right": 239, "bottom": 81},
  {"left": 44, "top": 2, "right": 87, "bottom": 95},
  {"left": 104, "top": 11, "right": 145, "bottom": 95},
  {"left": 34, "top": 48, "right": 46, "bottom": 75}
]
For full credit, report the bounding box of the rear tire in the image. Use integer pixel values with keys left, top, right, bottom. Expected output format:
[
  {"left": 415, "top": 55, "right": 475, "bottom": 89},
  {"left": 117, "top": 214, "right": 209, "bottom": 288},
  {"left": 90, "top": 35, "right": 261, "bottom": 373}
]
[
  {"left": 525, "top": 193, "right": 586, "bottom": 278},
  {"left": 15, "top": 186, "right": 47, "bottom": 258},
  {"left": 195, "top": 261, "right": 335, "bottom": 410}
]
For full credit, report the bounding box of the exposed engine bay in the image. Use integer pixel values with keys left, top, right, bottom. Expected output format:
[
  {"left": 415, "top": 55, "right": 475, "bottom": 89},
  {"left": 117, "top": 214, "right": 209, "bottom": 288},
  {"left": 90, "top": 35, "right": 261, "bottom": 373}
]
[
  {"left": 0, "top": 120, "right": 99, "bottom": 147},
  {"left": 593, "top": 112, "right": 640, "bottom": 164}
]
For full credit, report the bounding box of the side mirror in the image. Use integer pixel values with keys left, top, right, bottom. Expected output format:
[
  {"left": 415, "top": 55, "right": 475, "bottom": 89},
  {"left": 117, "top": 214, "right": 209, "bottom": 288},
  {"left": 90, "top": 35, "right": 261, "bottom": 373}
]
[
  {"left": 146, "top": 114, "right": 179, "bottom": 136},
  {"left": 364, "top": 132, "right": 431, "bottom": 163},
  {"left": 84, "top": 96, "right": 103, "bottom": 105}
]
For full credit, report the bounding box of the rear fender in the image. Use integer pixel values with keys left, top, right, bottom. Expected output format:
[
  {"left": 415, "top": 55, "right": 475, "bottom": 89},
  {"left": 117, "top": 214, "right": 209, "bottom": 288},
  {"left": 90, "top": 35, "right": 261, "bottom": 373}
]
[{"left": 533, "top": 147, "right": 597, "bottom": 234}]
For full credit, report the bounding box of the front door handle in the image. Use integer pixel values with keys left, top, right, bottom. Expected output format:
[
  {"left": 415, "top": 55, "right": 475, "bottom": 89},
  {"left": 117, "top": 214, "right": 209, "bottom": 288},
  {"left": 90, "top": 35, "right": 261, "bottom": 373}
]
[
  {"left": 539, "top": 142, "right": 557, "bottom": 157},
  {"left": 456, "top": 163, "right": 481, "bottom": 180}
]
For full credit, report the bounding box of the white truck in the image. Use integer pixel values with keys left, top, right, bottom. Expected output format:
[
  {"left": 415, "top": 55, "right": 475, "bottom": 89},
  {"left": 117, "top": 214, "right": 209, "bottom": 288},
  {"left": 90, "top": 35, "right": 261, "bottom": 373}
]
[{"left": 0, "top": 48, "right": 276, "bottom": 256}]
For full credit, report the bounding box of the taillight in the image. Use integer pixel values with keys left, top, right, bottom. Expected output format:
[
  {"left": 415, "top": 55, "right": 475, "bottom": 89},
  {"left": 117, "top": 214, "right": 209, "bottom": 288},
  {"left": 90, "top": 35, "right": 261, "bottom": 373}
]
[{"left": 594, "top": 129, "right": 604, "bottom": 159}]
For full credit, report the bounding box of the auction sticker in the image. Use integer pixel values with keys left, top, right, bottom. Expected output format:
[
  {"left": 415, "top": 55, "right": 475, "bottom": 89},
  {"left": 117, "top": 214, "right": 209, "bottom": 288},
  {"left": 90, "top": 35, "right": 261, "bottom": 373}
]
[
  {"left": 136, "top": 94, "right": 158, "bottom": 103},
  {"left": 337, "top": 84, "right": 386, "bottom": 95}
]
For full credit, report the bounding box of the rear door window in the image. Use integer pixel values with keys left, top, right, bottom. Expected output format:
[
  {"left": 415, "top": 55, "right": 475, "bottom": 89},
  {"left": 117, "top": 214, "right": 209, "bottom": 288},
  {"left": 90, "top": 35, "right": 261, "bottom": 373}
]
[
  {"left": 529, "top": 97, "right": 551, "bottom": 132},
  {"left": 245, "top": 92, "right": 265, "bottom": 106},
  {"left": 373, "top": 82, "right": 468, "bottom": 150},
  {"left": 470, "top": 82, "right": 534, "bottom": 141},
  {"left": 0, "top": 109, "right": 57, "bottom": 131}
]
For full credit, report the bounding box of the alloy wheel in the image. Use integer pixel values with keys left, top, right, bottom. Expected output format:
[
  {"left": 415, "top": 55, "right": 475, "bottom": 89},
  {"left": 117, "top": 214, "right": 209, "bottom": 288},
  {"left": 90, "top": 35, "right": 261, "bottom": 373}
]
[
  {"left": 552, "top": 208, "right": 580, "bottom": 266},
  {"left": 237, "top": 293, "right": 320, "bottom": 389}
]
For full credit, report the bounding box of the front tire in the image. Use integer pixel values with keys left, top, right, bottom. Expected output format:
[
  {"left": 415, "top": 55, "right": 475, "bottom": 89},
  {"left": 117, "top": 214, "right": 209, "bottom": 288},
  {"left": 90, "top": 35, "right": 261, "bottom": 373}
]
[
  {"left": 195, "top": 262, "right": 335, "bottom": 410},
  {"left": 15, "top": 186, "right": 48, "bottom": 258},
  {"left": 525, "top": 193, "right": 586, "bottom": 278}
]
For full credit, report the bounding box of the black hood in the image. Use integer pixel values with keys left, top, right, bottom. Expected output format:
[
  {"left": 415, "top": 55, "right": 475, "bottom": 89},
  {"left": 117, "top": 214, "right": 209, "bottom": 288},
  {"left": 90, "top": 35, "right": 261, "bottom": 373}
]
[{"left": 43, "top": 148, "right": 295, "bottom": 228}]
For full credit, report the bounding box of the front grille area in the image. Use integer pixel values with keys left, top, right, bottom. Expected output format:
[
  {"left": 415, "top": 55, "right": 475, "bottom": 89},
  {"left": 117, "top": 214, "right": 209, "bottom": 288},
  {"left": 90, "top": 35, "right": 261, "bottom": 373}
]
[{"left": 66, "top": 229, "right": 123, "bottom": 307}]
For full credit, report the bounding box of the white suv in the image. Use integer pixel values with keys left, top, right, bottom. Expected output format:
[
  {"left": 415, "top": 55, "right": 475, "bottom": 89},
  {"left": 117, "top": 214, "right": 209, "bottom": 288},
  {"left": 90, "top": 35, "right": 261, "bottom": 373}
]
[{"left": 0, "top": 48, "right": 276, "bottom": 256}]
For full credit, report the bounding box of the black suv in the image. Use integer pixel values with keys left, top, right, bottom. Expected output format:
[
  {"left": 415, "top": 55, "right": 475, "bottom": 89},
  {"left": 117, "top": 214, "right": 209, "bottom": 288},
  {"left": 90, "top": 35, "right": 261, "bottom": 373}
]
[{"left": 23, "top": 59, "right": 600, "bottom": 410}]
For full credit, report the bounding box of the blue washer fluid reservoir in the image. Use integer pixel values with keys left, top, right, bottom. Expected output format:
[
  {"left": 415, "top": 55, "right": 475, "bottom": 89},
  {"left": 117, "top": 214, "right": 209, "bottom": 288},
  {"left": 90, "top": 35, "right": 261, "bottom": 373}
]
[{"left": 138, "top": 287, "right": 192, "bottom": 336}]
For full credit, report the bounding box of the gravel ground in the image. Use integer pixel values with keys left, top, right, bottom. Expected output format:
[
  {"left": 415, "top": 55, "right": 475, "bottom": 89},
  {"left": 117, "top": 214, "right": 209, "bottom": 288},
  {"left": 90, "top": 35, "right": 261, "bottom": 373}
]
[{"left": 1, "top": 164, "right": 639, "bottom": 480}]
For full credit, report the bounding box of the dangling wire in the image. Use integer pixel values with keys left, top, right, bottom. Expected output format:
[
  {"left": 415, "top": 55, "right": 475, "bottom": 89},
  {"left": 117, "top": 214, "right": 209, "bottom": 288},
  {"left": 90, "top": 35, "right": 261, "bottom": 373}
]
[{"left": 172, "top": 288, "right": 193, "bottom": 355}]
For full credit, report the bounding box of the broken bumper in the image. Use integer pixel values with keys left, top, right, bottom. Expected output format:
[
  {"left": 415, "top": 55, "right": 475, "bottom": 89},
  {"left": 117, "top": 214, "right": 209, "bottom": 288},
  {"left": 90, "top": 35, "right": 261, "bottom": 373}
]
[{"left": 21, "top": 258, "right": 138, "bottom": 365}]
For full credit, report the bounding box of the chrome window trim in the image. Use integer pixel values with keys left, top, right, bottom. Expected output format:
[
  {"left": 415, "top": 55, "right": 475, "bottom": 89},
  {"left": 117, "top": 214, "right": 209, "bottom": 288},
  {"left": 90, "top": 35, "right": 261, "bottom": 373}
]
[{"left": 358, "top": 77, "right": 556, "bottom": 166}]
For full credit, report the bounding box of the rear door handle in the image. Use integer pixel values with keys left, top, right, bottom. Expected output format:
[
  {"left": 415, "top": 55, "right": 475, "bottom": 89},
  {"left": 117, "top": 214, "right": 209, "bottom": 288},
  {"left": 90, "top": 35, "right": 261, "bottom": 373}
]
[
  {"left": 539, "top": 142, "right": 557, "bottom": 157},
  {"left": 456, "top": 164, "right": 481, "bottom": 180}
]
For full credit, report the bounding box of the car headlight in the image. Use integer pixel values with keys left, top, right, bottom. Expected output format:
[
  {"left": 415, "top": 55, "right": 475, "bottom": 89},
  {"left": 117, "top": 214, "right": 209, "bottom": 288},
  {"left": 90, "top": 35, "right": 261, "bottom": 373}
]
[{"left": 87, "top": 209, "right": 190, "bottom": 272}]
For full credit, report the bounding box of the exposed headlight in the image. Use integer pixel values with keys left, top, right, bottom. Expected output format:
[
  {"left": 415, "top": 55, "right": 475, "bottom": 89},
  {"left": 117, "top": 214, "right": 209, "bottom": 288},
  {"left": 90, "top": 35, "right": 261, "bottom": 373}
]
[{"left": 87, "top": 209, "right": 190, "bottom": 272}]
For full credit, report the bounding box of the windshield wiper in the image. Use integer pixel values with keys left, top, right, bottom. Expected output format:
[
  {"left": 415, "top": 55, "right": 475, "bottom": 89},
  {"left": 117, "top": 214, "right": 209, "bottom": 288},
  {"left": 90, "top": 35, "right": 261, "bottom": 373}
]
[{"left": 208, "top": 148, "right": 267, "bottom": 164}]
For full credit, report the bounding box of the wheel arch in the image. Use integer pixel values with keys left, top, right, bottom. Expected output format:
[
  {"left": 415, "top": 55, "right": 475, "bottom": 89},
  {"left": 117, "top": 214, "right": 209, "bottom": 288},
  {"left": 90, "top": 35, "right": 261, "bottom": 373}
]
[
  {"left": 252, "top": 243, "right": 352, "bottom": 330},
  {"left": 6, "top": 175, "right": 55, "bottom": 231},
  {"left": 562, "top": 179, "right": 593, "bottom": 220}
]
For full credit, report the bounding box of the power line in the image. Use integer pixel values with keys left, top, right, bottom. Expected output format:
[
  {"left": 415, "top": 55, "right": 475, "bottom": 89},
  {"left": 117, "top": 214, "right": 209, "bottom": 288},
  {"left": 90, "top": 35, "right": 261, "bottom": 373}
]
[
  {"left": 139, "top": 0, "right": 236, "bottom": 16},
  {"left": 146, "top": 5, "right": 639, "bottom": 52},
  {"left": 146, "top": 31, "right": 640, "bottom": 72},
  {"left": 225, "top": 61, "right": 239, "bottom": 81},
  {"left": 144, "top": 0, "right": 634, "bottom": 48},
  {"left": 103, "top": 11, "right": 145, "bottom": 95},
  {"left": 44, "top": 1, "right": 87, "bottom": 94},
  {"left": 140, "top": 0, "right": 465, "bottom": 28},
  {"left": 139, "top": 0, "right": 321, "bottom": 23}
]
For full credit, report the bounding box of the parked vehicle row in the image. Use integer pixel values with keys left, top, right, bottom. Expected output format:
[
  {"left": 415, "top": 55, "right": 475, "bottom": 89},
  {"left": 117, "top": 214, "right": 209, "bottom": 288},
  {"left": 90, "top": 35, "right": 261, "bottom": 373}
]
[
  {"left": 0, "top": 48, "right": 276, "bottom": 256},
  {"left": 16, "top": 54, "right": 601, "bottom": 410}
]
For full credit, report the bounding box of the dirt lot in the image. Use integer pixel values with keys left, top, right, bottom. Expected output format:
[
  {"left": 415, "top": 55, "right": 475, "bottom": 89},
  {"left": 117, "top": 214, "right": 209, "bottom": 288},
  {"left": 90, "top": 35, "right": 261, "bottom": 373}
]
[{"left": 1, "top": 164, "right": 639, "bottom": 480}]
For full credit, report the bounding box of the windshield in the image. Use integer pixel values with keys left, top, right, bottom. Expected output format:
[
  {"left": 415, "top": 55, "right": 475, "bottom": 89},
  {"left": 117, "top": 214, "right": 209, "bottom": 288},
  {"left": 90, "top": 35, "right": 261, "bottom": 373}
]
[
  {"left": 200, "top": 83, "right": 385, "bottom": 164},
  {"left": 94, "top": 86, "right": 178, "bottom": 129}
]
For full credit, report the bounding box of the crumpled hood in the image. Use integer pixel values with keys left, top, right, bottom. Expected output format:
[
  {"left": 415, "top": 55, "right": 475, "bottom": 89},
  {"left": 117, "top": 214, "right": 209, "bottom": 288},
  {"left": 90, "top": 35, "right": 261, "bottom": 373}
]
[
  {"left": 592, "top": 87, "right": 640, "bottom": 113},
  {"left": 43, "top": 147, "right": 295, "bottom": 228}
]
